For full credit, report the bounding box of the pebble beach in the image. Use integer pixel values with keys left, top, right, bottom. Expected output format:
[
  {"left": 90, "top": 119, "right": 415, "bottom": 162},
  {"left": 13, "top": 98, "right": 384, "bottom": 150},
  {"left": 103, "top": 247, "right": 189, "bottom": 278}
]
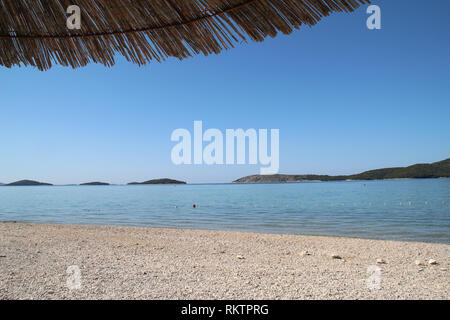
[{"left": 0, "top": 222, "right": 448, "bottom": 300}]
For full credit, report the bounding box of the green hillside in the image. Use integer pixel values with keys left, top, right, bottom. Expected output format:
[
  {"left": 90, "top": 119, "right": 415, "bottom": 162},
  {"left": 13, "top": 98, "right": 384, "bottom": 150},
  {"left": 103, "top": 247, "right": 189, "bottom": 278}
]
[{"left": 234, "top": 159, "right": 450, "bottom": 183}]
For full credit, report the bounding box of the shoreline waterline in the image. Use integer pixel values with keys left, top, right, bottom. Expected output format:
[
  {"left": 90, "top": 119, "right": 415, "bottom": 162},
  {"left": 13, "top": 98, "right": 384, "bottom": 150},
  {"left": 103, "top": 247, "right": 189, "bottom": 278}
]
[{"left": 1, "top": 220, "right": 449, "bottom": 246}]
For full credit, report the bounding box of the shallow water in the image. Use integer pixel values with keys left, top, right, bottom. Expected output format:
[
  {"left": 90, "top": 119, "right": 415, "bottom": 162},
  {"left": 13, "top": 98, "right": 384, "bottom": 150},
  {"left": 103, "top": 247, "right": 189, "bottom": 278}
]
[{"left": 0, "top": 179, "right": 449, "bottom": 243}]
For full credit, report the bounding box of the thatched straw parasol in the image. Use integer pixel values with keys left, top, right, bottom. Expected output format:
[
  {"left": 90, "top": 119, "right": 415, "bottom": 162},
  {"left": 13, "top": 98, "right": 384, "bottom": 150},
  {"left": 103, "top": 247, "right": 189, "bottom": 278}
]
[{"left": 0, "top": 0, "right": 370, "bottom": 70}]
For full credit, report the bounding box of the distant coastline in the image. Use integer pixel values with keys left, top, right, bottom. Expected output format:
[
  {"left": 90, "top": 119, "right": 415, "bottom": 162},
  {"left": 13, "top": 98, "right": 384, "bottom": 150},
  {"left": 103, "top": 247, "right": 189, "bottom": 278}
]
[
  {"left": 1, "top": 178, "right": 186, "bottom": 186},
  {"left": 80, "top": 182, "right": 110, "bottom": 186},
  {"left": 1, "top": 159, "right": 448, "bottom": 186},
  {"left": 3, "top": 180, "right": 53, "bottom": 186},
  {"left": 128, "top": 178, "right": 186, "bottom": 185},
  {"left": 234, "top": 159, "right": 450, "bottom": 183}
]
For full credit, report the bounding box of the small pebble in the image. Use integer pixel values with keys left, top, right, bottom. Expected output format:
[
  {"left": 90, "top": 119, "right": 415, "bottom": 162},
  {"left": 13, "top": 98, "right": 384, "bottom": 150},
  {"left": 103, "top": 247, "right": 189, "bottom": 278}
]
[
  {"left": 237, "top": 255, "right": 245, "bottom": 260},
  {"left": 415, "top": 260, "right": 424, "bottom": 266},
  {"left": 428, "top": 259, "right": 437, "bottom": 265},
  {"left": 300, "top": 250, "right": 310, "bottom": 256},
  {"left": 331, "top": 254, "right": 342, "bottom": 259},
  {"left": 376, "top": 259, "right": 387, "bottom": 264}
]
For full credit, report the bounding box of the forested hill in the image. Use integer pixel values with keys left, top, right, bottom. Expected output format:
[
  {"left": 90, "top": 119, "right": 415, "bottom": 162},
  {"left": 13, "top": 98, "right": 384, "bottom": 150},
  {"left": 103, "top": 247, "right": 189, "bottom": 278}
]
[{"left": 233, "top": 159, "right": 450, "bottom": 183}]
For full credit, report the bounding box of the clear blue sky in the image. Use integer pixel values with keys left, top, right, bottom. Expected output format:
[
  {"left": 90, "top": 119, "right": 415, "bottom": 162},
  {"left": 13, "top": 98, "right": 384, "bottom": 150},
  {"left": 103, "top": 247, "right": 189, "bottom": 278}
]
[{"left": 1, "top": 0, "right": 449, "bottom": 184}]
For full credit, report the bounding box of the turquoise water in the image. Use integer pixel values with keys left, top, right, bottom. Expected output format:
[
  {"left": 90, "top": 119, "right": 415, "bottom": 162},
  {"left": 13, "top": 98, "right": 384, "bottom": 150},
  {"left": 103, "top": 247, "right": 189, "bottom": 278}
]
[{"left": 0, "top": 179, "right": 449, "bottom": 243}]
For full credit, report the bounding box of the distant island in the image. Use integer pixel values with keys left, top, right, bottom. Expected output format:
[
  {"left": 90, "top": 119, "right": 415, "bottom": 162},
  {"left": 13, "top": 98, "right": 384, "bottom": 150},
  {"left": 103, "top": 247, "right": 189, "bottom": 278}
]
[
  {"left": 80, "top": 182, "right": 110, "bottom": 186},
  {"left": 234, "top": 159, "right": 450, "bottom": 183},
  {"left": 128, "top": 178, "right": 186, "bottom": 185},
  {"left": 4, "top": 180, "right": 53, "bottom": 186}
]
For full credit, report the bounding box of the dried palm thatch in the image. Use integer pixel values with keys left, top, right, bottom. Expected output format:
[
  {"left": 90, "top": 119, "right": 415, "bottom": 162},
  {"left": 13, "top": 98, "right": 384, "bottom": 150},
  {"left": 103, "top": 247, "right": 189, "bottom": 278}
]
[{"left": 0, "top": 0, "right": 370, "bottom": 70}]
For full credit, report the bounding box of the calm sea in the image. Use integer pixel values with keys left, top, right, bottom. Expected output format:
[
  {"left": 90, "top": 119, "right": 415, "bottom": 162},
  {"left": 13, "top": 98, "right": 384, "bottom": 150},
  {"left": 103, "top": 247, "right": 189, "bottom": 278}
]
[{"left": 0, "top": 179, "right": 448, "bottom": 243}]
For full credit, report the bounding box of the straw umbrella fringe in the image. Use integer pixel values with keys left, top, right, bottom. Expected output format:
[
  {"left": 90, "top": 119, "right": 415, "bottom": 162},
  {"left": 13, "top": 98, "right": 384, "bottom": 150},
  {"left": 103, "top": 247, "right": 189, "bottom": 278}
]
[{"left": 0, "top": 0, "right": 370, "bottom": 70}]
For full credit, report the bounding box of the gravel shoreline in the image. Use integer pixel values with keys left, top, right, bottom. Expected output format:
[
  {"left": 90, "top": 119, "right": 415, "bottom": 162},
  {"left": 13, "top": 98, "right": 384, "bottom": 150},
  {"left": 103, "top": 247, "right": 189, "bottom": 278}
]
[{"left": 0, "top": 222, "right": 448, "bottom": 300}]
